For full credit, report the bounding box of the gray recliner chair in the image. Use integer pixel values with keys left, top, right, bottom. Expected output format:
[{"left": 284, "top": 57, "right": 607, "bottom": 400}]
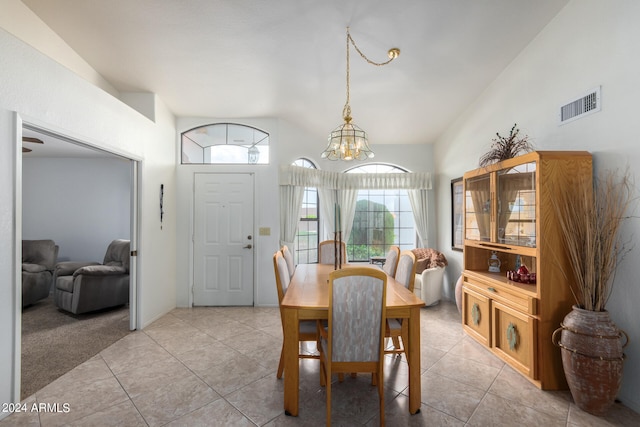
[
  {"left": 54, "top": 239, "right": 130, "bottom": 314},
  {"left": 22, "top": 239, "right": 59, "bottom": 307}
]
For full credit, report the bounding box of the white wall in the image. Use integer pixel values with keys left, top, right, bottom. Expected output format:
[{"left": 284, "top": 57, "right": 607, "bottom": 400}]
[
  {"left": 0, "top": 0, "right": 118, "bottom": 97},
  {"left": 0, "top": 23, "right": 177, "bottom": 410},
  {"left": 433, "top": 0, "right": 640, "bottom": 412},
  {"left": 22, "top": 157, "right": 131, "bottom": 262},
  {"left": 176, "top": 117, "right": 434, "bottom": 308}
]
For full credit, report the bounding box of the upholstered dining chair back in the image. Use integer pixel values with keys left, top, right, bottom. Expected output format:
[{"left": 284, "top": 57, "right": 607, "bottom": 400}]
[
  {"left": 329, "top": 268, "right": 387, "bottom": 362},
  {"left": 382, "top": 245, "right": 400, "bottom": 277},
  {"left": 273, "top": 250, "right": 319, "bottom": 379},
  {"left": 319, "top": 267, "right": 387, "bottom": 425},
  {"left": 273, "top": 251, "right": 291, "bottom": 302},
  {"left": 394, "top": 250, "right": 417, "bottom": 293},
  {"left": 318, "top": 240, "right": 347, "bottom": 265},
  {"left": 281, "top": 245, "right": 295, "bottom": 278}
]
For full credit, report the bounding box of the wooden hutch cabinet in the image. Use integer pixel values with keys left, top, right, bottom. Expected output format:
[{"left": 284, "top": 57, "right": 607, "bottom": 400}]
[{"left": 461, "top": 151, "right": 592, "bottom": 389}]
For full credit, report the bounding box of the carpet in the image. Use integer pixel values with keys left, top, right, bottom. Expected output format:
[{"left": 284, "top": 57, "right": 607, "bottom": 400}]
[{"left": 21, "top": 296, "right": 131, "bottom": 400}]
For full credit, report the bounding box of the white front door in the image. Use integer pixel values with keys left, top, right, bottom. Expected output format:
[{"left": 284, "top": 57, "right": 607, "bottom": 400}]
[{"left": 193, "top": 173, "right": 254, "bottom": 306}]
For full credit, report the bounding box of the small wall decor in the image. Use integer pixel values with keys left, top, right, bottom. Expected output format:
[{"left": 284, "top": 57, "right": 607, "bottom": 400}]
[
  {"left": 479, "top": 123, "right": 533, "bottom": 167},
  {"left": 160, "top": 184, "right": 164, "bottom": 230}
]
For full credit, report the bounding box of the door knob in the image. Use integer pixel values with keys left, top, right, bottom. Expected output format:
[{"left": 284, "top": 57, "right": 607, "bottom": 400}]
[{"left": 243, "top": 244, "right": 252, "bottom": 249}]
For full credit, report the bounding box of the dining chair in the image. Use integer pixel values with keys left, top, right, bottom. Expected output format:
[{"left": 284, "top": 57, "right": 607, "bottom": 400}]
[
  {"left": 318, "top": 240, "right": 347, "bottom": 265},
  {"left": 281, "top": 245, "right": 295, "bottom": 278},
  {"left": 386, "top": 249, "right": 417, "bottom": 356},
  {"left": 273, "top": 251, "right": 319, "bottom": 378},
  {"left": 381, "top": 245, "right": 400, "bottom": 277},
  {"left": 318, "top": 267, "right": 387, "bottom": 426}
]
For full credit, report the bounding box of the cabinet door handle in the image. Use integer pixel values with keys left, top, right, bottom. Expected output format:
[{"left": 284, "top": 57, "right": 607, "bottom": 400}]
[{"left": 488, "top": 287, "right": 496, "bottom": 293}]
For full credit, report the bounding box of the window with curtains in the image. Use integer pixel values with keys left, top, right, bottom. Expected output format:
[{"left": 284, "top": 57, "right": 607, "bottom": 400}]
[
  {"left": 292, "top": 159, "right": 319, "bottom": 264},
  {"left": 345, "top": 164, "right": 417, "bottom": 262}
]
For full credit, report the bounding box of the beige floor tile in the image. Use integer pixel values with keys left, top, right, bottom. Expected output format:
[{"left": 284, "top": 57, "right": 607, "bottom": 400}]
[
  {"left": 174, "top": 341, "right": 242, "bottom": 372},
  {"left": 165, "top": 398, "right": 254, "bottom": 426},
  {"left": 225, "top": 375, "right": 285, "bottom": 425},
  {"left": 489, "top": 365, "right": 571, "bottom": 420},
  {"left": 467, "top": 392, "right": 566, "bottom": 427},
  {"left": 448, "top": 335, "right": 505, "bottom": 369},
  {"left": 37, "top": 376, "right": 129, "bottom": 427},
  {"left": 197, "top": 353, "right": 272, "bottom": 396},
  {"left": 429, "top": 352, "right": 501, "bottom": 391},
  {"left": 114, "top": 356, "right": 194, "bottom": 399},
  {"left": 0, "top": 395, "right": 40, "bottom": 427},
  {"left": 198, "top": 319, "right": 254, "bottom": 340},
  {"left": 99, "top": 338, "right": 174, "bottom": 375},
  {"left": 567, "top": 401, "right": 640, "bottom": 426},
  {"left": 146, "top": 327, "right": 218, "bottom": 356},
  {"left": 222, "top": 328, "right": 280, "bottom": 354},
  {"left": 420, "top": 370, "right": 486, "bottom": 422},
  {"left": 419, "top": 343, "right": 447, "bottom": 371},
  {"left": 130, "top": 374, "right": 220, "bottom": 426},
  {"left": 6, "top": 300, "right": 639, "bottom": 427},
  {"left": 65, "top": 400, "right": 146, "bottom": 427},
  {"left": 366, "top": 392, "right": 465, "bottom": 427}
]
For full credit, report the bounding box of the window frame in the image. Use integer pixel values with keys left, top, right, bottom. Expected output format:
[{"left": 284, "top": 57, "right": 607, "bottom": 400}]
[
  {"left": 345, "top": 163, "right": 417, "bottom": 262},
  {"left": 292, "top": 158, "right": 319, "bottom": 264},
  {"left": 181, "top": 123, "right": 269, "bottom": 165}
]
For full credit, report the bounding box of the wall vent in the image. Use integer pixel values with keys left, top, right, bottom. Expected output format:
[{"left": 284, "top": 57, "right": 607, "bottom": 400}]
[{"left": 559, "top": 86, "right": 601, "bottom": 125}]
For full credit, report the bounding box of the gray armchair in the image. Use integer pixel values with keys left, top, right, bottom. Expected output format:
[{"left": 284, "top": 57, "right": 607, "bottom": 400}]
[
  {"left": 54, "top": 239, "right": 130, "bottom": 314},
  {"left": 22, "top": 239, "right": 59, "bottom": 307}
]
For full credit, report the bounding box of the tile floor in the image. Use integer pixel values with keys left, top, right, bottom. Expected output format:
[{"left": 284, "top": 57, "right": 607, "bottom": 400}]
[{"left": 3, "top": 301, "right": 638, "bottom": 426}]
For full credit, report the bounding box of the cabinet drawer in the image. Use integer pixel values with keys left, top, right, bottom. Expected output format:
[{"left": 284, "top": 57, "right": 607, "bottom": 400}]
[
  {"left": 492, "top": 301, "right": 537, "bottom": 379},
  {"left": 465, "top": 279, "right": 537, "bottom": 315},
  {"left": 462, "top": 286, "right": 490, "bottom": 347}
]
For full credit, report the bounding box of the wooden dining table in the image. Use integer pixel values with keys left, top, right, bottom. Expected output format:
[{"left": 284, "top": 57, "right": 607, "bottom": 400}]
[{"left": 281, "top": 263, "right": 425, "bottom": 416}]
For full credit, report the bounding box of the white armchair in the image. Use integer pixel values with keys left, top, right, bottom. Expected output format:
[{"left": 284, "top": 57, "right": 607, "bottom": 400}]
[
  {"left": 411, "top": 248, "right": 448, "bottom": 306},
  {"left": 414, "top": 265, "right": 446, "bottom": 306}
]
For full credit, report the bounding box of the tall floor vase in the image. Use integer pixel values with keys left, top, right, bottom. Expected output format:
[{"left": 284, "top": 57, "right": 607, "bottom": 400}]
[{"left": 553, "top": 306, "right": 628, "bottom": 416}]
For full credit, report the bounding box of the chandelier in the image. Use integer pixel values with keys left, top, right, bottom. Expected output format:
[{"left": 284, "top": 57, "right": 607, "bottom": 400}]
[{"left": 321, "top": 27, "right": 400, "bottom": 161}]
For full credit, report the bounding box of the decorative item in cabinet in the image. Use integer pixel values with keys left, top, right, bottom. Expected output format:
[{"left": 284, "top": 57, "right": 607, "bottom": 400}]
[{"left": 462, "top": 151, "right": 593, "bottom": 390}]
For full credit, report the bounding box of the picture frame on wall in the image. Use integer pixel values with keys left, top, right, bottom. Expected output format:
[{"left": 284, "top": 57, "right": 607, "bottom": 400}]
[{"left": 451, "top": 177, "right": 464, "bottom": 251}]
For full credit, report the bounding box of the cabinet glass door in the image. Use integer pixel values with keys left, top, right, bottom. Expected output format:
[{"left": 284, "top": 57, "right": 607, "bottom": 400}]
[
  {"left": 465, "top": 174, "right": 491, "bottom": 242},
  {"left": 497, "top": 162, "right": 536, "bottom": 247}
]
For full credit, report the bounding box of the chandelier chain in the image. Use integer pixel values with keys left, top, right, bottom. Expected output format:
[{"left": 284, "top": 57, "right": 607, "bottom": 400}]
[
  {"left": 343, "top": 28, "right": 398, "bottom": 119},
  {"left": 347, "top": 29, "right": 398, "bottom": 67},
  {"left": 322, "top": 27, "right": 399, "bottom": 161}
]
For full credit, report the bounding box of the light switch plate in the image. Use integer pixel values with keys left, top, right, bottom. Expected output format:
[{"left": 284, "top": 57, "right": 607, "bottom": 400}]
[{"left": 259, "top": 227, "right": 271, "bottom": 236}]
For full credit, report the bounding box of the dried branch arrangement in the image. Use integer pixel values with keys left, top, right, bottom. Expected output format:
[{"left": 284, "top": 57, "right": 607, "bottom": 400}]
[
  {"left": 554, "top": 169, "right": 635, "bottom": 311},
  {"left": 479, "top": 124, "right": 533, "bottom": 167}
]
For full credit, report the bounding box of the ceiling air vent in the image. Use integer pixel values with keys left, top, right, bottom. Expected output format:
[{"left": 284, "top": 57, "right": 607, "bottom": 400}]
[{"left": 559, "top": 86, "right": 601, "bottom": 125}]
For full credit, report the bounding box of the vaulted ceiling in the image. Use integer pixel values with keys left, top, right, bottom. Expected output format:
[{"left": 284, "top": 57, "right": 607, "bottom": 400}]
[{"left": 22, "top": 0, "right": 568, "bottom": 148}]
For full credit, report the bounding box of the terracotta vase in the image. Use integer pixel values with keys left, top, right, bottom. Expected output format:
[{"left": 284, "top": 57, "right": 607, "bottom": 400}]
[{"left": 553, "top": 305, "right": 628, "bottom": 416}]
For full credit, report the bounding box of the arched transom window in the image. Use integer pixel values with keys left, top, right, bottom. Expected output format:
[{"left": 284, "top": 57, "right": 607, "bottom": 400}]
[{"left": 181, "top": 123, "right": 269, "bottom": 164}]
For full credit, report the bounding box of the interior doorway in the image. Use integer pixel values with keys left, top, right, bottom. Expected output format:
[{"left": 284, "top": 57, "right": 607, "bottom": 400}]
[{"left": 18, "top": 121, "right": 140, "bottom": 399}]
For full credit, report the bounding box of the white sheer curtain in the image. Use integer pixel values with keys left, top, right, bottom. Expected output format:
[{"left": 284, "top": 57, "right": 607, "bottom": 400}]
[
  {"left": 318, "top": 188, "right": 338, "bottom": 240},
  {"left": 279, "top": 184, "right": 304, "bottom": 249},
  {"left": 279, "top": 165, "right": 433, "bottom": 247},
  {"left": 318, "top": 188, "right": 359, "bottom": 243},
  {"left": 339, "top": 188, "right": 358, "bottom": 243},
  {"left": 409, "top": 189, "right": 430, "bottom": 247}
]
